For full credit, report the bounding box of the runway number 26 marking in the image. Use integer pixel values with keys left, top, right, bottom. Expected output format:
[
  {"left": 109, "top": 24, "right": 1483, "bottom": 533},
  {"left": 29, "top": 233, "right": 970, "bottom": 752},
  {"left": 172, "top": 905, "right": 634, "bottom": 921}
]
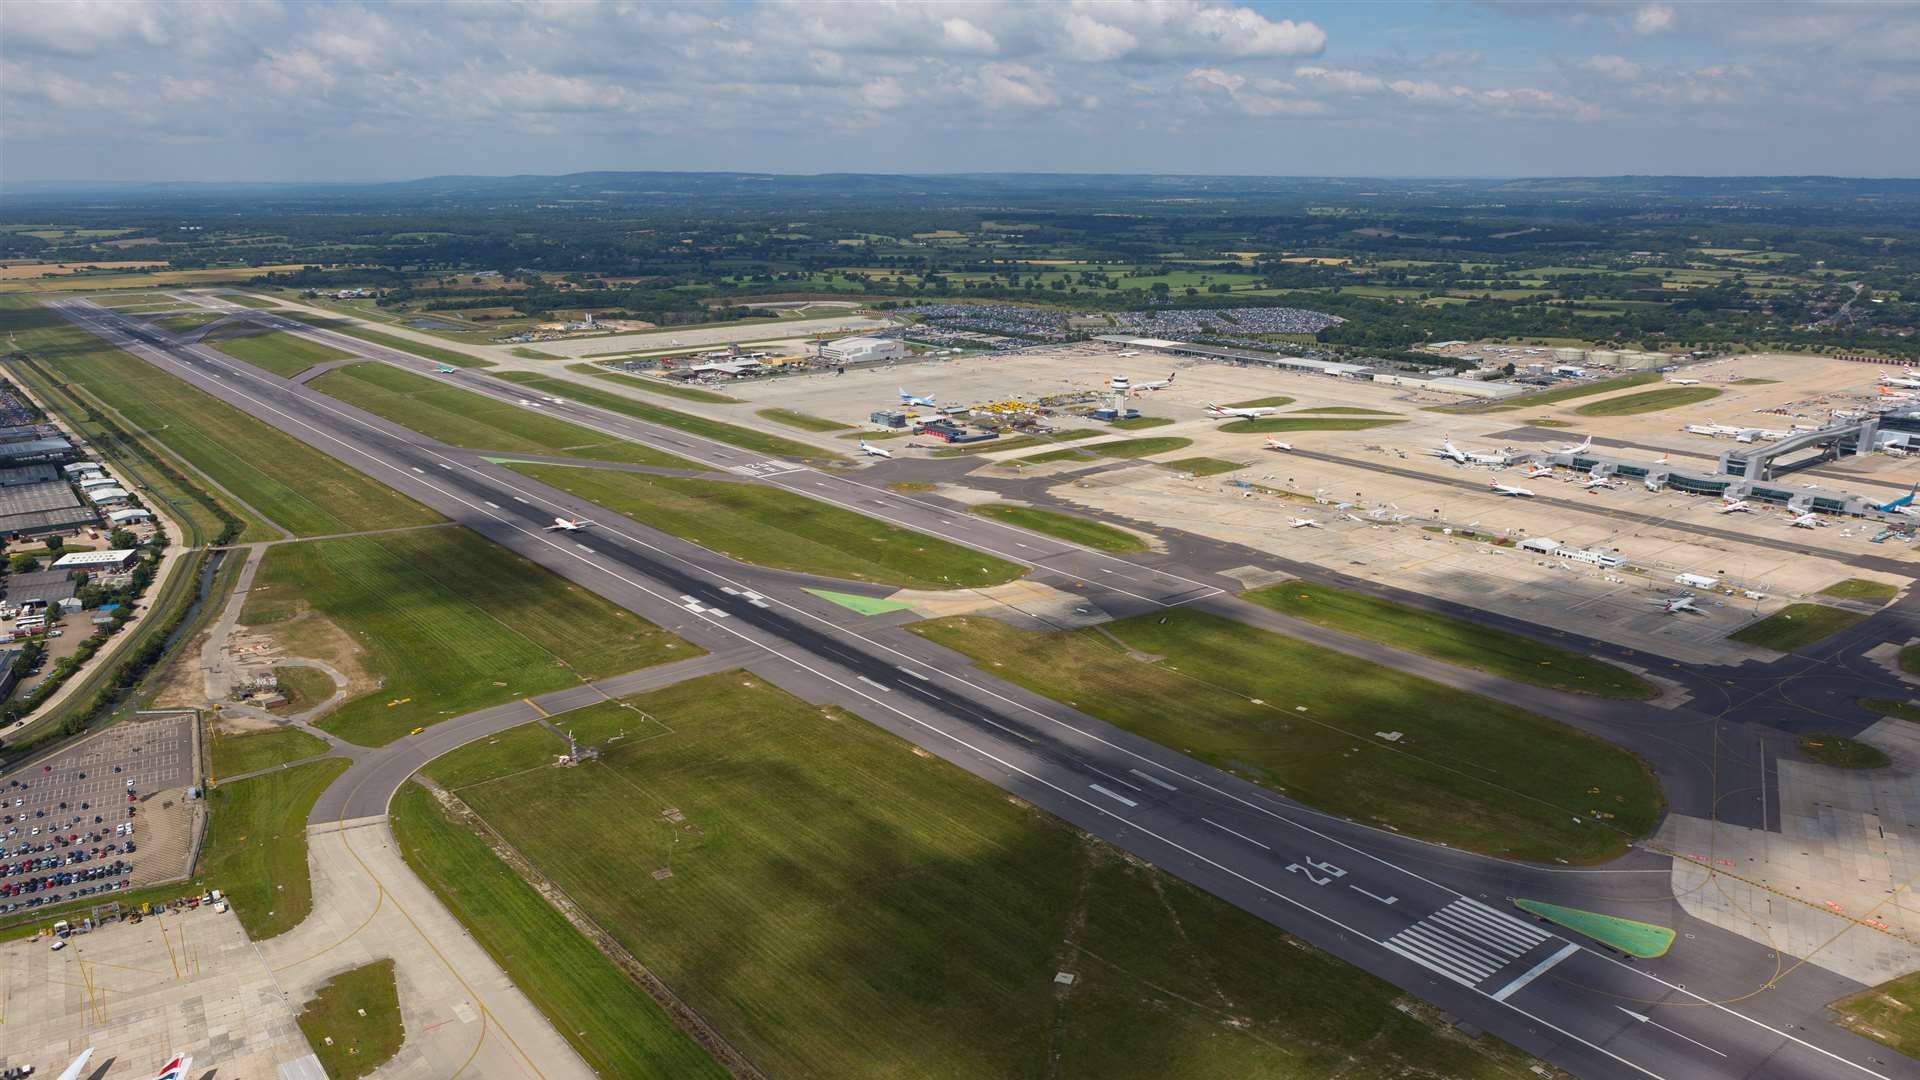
[{"left": 1285, "top": 857, "right": 1346, "bottom": 886}]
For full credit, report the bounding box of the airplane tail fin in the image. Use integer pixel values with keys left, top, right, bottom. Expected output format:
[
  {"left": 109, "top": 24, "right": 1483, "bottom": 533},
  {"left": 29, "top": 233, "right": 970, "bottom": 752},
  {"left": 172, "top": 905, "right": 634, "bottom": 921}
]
[{"left": 154, "top": 1055, "right": 192, "bottom": 1080}]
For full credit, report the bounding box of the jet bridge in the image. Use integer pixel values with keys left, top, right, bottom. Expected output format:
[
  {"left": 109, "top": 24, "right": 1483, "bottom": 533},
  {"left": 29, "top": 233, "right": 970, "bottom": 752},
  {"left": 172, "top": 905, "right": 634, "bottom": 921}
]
[{"left": 1718, "top": 416, "right": 1879, "bottom": 480}]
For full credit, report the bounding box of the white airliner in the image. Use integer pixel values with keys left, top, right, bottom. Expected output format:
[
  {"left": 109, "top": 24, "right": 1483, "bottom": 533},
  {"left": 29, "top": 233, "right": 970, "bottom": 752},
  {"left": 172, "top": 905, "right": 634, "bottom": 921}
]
[
  {"left": 1560, "top": 435, "right": 1593, "bottom": 455},
  {"left": 52, "top": 1048, "right": 94, "bottom": 1080},
  {"left": 1134, "top": 372, "right": 1176, "bottom": 391},
  {"left": 1524, "top": 463, "right": 1554, "bottom": 478},
  {"left": 1787, "top": 511, "right": 1822, "bottom": 528},
  {"left": 1432, "top": 436, "right": 1507, "bottom": 466},
  {"left": 1582, "top": 474, "right": 1620, "bottom": 490},
  {"left": 1488, "top": 480, "right": 1535, "bottom": 497},
  {"left": 1286, "top": 516, "right": 1320, "bottom": 529},
  {"left": 1882, "top": 368, "right": 1920, "bottom": 389},
  {"left": 1204, "top": 400, "right": 1275, "bottom": 419},
  {"left": 1717, "top": 497, "right": 1754, "bottom": 514},
  {"left": 545, "top": 517, "right": 596, "bottom": 532},
  {"left": 1668, "top": 378, "right": 1701, "bottom": 385},
  {"left": 858, "top": 440, "right": 894, "bottom": 458},
  {"left": 1655, "top": 595, "right": 1702, "bottom": 614},
  {"left": 1263, "top": 438, "right": 1294, "bottom": 451},
  {"left": 898, "top": 388, "right": 936, "bottom": 407}
]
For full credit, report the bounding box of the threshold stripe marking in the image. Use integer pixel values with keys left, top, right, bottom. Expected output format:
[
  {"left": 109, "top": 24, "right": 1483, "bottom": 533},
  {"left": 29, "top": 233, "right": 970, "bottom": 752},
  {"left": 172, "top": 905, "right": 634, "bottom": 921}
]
[
  {"left": 1128, "top": 768, "right": 1177, "bottom": 791},
  {"left": 1492, "top": 943, "right": 1580, "bottom": 1003},
  {"left": 1089, "top": 784, "right": 1137, "bottom": 808}
]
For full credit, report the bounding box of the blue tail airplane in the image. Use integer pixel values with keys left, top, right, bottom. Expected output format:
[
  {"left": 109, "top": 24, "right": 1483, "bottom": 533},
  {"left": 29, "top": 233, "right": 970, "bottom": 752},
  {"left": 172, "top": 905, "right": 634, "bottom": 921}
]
[
  {"left": 899, "top": 388, "right": 936, "bottom": 407},
  {"left": 1876, "top": 481, "right": 1920, "bottom": 514}
]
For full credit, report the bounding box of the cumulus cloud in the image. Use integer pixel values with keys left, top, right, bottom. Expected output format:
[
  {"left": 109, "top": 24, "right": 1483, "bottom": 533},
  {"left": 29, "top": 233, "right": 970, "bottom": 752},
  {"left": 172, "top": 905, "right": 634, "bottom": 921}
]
[{"left": 1631, "top": 4, "right": 1675, "bottom": 35}]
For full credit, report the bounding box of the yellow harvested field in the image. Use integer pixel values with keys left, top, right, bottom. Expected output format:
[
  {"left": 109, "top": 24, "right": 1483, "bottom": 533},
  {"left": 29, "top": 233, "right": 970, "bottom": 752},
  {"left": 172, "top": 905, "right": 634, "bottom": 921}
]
[
  {"left": 0, "top": 264, "right": 315, "bottom": 292},
  {"left": 1279, "top": 255, "right": 1350, "bottom": 265},
  {"left": 0, "top": 260, "right": 166, "bottom": 279}
]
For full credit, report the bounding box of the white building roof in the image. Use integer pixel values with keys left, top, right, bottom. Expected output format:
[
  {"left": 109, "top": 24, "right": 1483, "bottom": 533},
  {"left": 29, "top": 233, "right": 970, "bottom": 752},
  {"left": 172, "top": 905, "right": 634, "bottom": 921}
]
[
  {"left": 52, "top": 549, "right": 138, "bottom": 569},
  {"left": 107, "top": 508, "right": 152, "bottom": 522},
  {"left": 84, "top": 487, "right": 130, "bottom": 502}
]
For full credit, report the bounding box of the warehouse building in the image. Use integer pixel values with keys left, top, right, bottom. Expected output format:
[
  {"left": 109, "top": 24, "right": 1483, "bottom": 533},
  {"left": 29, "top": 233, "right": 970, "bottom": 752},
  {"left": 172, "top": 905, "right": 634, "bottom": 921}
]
[
  {"left": 0, "top": 464, "right": 61, "bottom": 487},
  {"left": 819, "top": 336, "right": 907, "bottom": 364},
  {"left": 3, "top": 568, "right": 78, "bottom": 609},
  {"left": 84, "top": 486, "right": 131, "bottom": 507},
  {"left": 107, "top": 507, "right": 154, "bottom": 526},
  {"left": 0, "top": 480, "right": 95, "bottom": 537},
  {"left": 0, "top": 436, "right": 74, "bottom": 465},
  {"left": 53, "top": 549, "right": 139, "bottom": 572}
]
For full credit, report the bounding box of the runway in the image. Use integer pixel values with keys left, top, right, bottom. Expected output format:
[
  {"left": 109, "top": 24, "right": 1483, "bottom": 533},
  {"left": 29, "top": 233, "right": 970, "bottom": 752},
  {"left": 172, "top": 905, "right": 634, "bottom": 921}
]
[{"left": 46, "top": 296, "right": 1920, "bottom": 1079}]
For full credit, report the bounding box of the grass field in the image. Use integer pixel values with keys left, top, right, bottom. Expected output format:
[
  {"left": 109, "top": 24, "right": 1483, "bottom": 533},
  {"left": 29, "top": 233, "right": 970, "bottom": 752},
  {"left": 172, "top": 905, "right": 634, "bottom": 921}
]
[
  {"left": 241, "top": 527, "right": 695, "bottom": 745},
  {"left": 1832, "top": 971, "right": 1920, "bottom": 1053},
  {"left": 311, "top": 363, "right": 695, "bottom": 468},
  {"left": 1727, "top": 603, "right": 1866, "bottom": 652},
  {"left": 1860, "top": 697, "right": 1920, "bottom": 724},
  {"left": 931, "top": 430, "right": 1101, "bottom": 458},
  {"left": 1904, "top": 647, "right": 1920, "bottom": 676},
  {"left": 494, "top": 371, "right": 836, "bottom": 462},
  {"left": 1797, "top": 734, "right": 1891, "bottom": 769},
  {"left": 566, "top": 363, "right": 739, "bottom": 403},
  {"left": 1819, "top": 578, "right": 1899, "bottom": 603},
  {"left": 0, "top": 296, "right": 435, "bottom": 538},
  {"left": 1161, "top": 456, "right": 1246, "bottom": 476},
  {"left": 1292, "top": 406, "right": 1396, "bottom": 415},
  {"left": 296, "top": 959, "right": 405, "bottom": 1080},
  {"left": 912, "top": 612, "right": 1659, "bottom": 862},
  {"left": 415, "top": 672, "right": 1539, "bottom": 1078},
  {"left": 1217, "top": 417, "right": 1403, "bottom": 434},
  {"left": 1108, "top": 415, "right": 1174, "bottom": 430},
  {"left": 285, "top": 313, "right": 493, "bottom": 367},
  {"left": 971, "top": 504, "right": 1145, "bottom": 553},
  {"left": 756, "top": 407, "right": 853, "bottom": 432},
  {"left": 222, "top": 292, "right": 280, "bottom": 309},
  {"left": 1573, "top": 386, "right": 1722, "bottom": 417},
  {"left": 1090, "top": 436, "right": 1192, "bottom": 458},
  {"left": 1019, "top": 447, "right": 1099, "bottom": 465},
  {"left": 1224, "top": 396, "right": 1294, "bottom": 408},
  {"left": 208, "top": 727, "right": 329, "bottom": 778},
  {"left": 511, "top": 463, "right": 1025, "bottom": 590},
  {"left": 271, "top": 665, "right": 337, "bottom": 714},
  {"left": 1245, "top": 583, "right": 1657, "bottom": 699},
  {"left": 392, "top": 784, "right": 726, "bottom": 1077},
  {"left": 153, "top": 312, "right": 224, "bottom": 334},
  {"left": 207, "top": 328, "right": 356, "bottom": 378},
  {"left": 202, "top": 758, "right": 350, "bottom": 939}
]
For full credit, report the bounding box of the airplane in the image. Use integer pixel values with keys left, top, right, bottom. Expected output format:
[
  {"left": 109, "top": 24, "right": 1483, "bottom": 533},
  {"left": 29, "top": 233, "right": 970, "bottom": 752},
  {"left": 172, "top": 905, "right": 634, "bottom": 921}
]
[
  {"left": 857, "top": 440, "right": 894, "bottom": 458},
  {"left": 52, "top": 1049, "right": 94, "bottom": 1080},
  {"left": 1263, "top": 438, "right": 1294, "bottom": 451},
  {"left": 898, "top": 388, "right": 936, "bottom": 407},
  {"left": 1654, "top": 595, "right": 1702, "bottom": 614},
  {"left": 1668, "top": 378, "right": 1702, "bottom": 385},
  {"left": 1488, "top": 480, "right": 1535, "bottom": 497},
  {"left": 1431, "top": 436, "right": 1507, "bottom": 466},
  {"left": 1787, "top": 511, "right": 1823, "bottom": 528},
  {"left": 1560, "top": 435, "right": 1593, "bottom": 455},
  {"left": 1874, "top": 481, "right": 1920, "bottom": 515},
  {"left": 1882, "top": 368, "right": 1920, "bottom": 389},
  {"left": 153, "top": 1054, "right": 193, "bottom": 1080},
  {"left": 435, "top": 366, "right": 457, "bottom": 374},
  {"left": 1286, "top": 516, "right": 1320, "bottom": 529},
  {"left": 1582, "top": 475, "right": 1620, "bottom": 490},
  {"left": 545, "top": 517, "right": 596, "bottom": 532},
  {"left": 1134, "top": 372, "right": 1176, "bottom": 391},
  {"left": 1524, "top": 463, "right": 1554, "bottom": 478},
  {"left": 1204, "top": 401, "right": 1278, "bottom": 419},
  {"left": 1717, "top": 497, "right": 1754, "bottom": 514}
]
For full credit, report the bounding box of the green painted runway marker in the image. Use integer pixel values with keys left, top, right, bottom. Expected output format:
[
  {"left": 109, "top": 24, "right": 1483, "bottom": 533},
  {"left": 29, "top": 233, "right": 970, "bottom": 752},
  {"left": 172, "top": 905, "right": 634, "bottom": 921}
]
[
  {"left": 805, "top": 588, "right": 915, "bottom": 616},
  {"left": 1514, "top": 899, "right": 1675, "bottom": 958}
]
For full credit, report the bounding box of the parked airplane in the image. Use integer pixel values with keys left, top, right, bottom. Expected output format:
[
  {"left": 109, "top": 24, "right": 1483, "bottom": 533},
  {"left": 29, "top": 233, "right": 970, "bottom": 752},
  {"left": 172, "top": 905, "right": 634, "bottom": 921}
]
[
  {"left": 1205, "top": 401, "right": 1278, "bottom": 419},
  {"left": 1787, "top": 511, "right": 1823, "bottom": 528},
  {"left": 1263, "top": 438, "right": 1294, "bottom": 451},
  {"left": 899, "top": 388, "right": 936, "bottom": 407},
  {"left": 1134, "top": 373, "right": 1177, "bottom": 391},
  {"left": 1286, "top": 516, "right": 1320, "bottom": 529},
  {"left": 1488, "top": 480, "right": 1535, "bottom": 497},
  {"left": 1583, "top": 476, "right": 1620, "bottom": 490},
  {"left": 1560, "top": 435, "right": 1593, "bottom": 455},
  {"left": 1882, "top": 368, "right": 1920, "bottom": 389},
  {"left": 1525, "top": 463, "right": 1554, "bottom": 478},
  {"left": 52, "top": 1049, "right": 94, "bottom": 1080},
  {"left": 1718, "top": 497, "right": 1754, "bottom": 514},
  {"left": 1431, "top": 436, "right": 1507, "bottom": 466},
  {"left": 153, "top": 1054, "right": 193, "bottom": 1080},
  {"left": 1655, "top": 595, "right": 1702, "bottom": 614},
  {"left": 1668, "top": 378, "right": 1701, "bottom": 385},
  {"left": 546, "top": 517, "right": 596, "bottom": 532},
  {"left": 1874, "top": 481, "right": 1920, "bottom": 515},
  {"left": 858, "top": 440, "right": 894, "bottom": 458}
]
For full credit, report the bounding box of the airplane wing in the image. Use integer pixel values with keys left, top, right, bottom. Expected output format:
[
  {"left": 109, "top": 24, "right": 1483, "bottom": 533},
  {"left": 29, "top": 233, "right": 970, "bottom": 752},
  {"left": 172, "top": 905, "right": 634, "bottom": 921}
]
[{"left": 55, "top": 1049, "right": 95, "bottom": 1080}]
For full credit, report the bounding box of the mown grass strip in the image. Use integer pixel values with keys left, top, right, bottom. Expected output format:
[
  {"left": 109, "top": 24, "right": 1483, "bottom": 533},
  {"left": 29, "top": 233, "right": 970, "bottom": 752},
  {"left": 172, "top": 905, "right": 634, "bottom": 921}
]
[
  {"left": 511, "top": 463, "right": 1024, "bottom": 590},
  {"left": 296, "top": 959, "right": 406, "bottom": 1080},
  {"left": 1217, "top": 417, "right": 1403, "bottom": 434},
  {"left": 495, "top": 371, "right": 836, "bottom": 462},
  {"left": 207, "top": 327, "right": 355, "bottom": 377},
  {"left": 1797, "top": 734, "right": 1890, "bottom": 769},
  {"left": 972, "top": 504, "right": 1145, "bottom": 553},
  {"left": 285, "top": 313, "right": 493, "bottom": 367},
  {"left": 1245, "top": 582, "right": 1656, "bottom": 700},
  {"left": 203, "top": 757, "right": 350, "bottom": 940},
  {"left": 911, "top": 611, "right": 1660, "bottom": 863},
  {"left": 565, "top": 363, "right": 739, "bottom": 403},
  {"left": 1161, "top": 456, "right": 1246, "bottom": 476},
  {"left": 757, "top": 407, "right": 853, "bottom": 432},
  {"left": 1573, "top": 386, "right": 1721, "bottom": 417},
  {"left": 1727, "top": 603, "right": 1866, "bottom": 652},
  {"left": 1819, "top": 578, "right": 1898, "bottom": 603},
  {"left": 208, "top": 727, "right": 329, "bottom": 778}
]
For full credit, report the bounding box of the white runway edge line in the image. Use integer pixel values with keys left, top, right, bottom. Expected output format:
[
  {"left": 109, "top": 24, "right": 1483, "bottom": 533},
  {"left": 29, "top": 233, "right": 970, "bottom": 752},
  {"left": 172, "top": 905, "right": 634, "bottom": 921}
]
[
  {"left": 72, "top": 302, "right": 1889, "bottom": 1080},
  {"left": 1201, "top": 817, "right": 1270, "bottom": 851}
]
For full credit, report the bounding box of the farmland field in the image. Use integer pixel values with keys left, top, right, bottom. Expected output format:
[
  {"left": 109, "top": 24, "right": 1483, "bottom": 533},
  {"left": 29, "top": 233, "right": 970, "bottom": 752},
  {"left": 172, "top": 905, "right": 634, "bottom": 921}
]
[
  {"left": 311, "top": 363, "right": 696, "bottom": 468},
  {"left": 0, "top": 296, "right": 434, "bottom": 538},
  {"left": 912, "top": 611, "right": 1659, "bottom": 863},
  {"left": 414, "top": 672, "right": 1540, "bottom": 1079},
  {"left": 240, "top": 527, "right": 695, "bottom": 745},
  {"left": 511, "top": 463, "right": 1025, "bottom": 590}
]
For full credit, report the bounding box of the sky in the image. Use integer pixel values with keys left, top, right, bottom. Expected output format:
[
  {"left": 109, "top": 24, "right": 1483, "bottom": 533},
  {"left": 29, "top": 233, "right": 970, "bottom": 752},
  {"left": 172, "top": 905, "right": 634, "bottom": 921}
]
[{"left": 3, "top": 0, "right": 1918, "bottom": 184}]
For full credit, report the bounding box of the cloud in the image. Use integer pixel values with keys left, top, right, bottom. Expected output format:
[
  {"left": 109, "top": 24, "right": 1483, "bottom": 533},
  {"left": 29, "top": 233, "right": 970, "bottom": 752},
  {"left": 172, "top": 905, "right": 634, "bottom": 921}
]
[
  {"left": 1582, "top": 54, "right": 1643, "bottom": 81},
  {"left": 1631, "top": 4, "right": 1675, "bottom": 35}
]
